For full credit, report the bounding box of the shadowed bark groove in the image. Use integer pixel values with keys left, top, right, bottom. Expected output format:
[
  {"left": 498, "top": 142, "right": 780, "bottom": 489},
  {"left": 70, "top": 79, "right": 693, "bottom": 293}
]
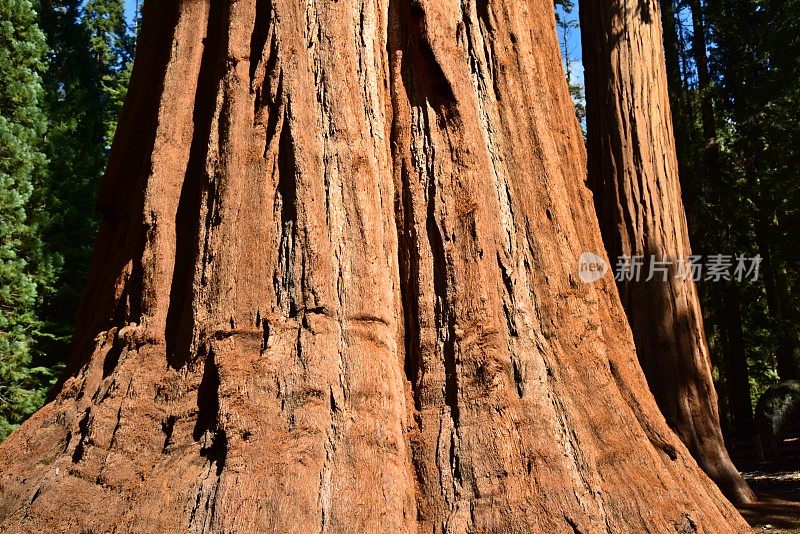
[
  {"left": 166, "top": 0, "right": 230, "bottom": 369},
  {"left": 580, "top": 0, "right": 755, "bottom": 505},
  {"left": 0, "top": 0, "right": 748, "bottom": 532}
]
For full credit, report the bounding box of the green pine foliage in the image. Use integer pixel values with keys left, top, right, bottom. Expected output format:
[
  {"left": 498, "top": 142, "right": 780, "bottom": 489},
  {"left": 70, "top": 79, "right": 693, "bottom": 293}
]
[
  {"left": 83, "top": 0, "right": 134, "bottom": 143},
  {"left": 0, "top": 0, "right": 137, "bottom": 442},
  {"left": 34, "top": 0, "right": 108, "bottom": 372},
  {"left": 554, "top": 0, "right": 586, "bottom": 126},
  {"left": 0, "top": 0, "right": 57, "bottom": 439},
  {"left": 34, "top": 0, "right": 136, "bottom": 384}
]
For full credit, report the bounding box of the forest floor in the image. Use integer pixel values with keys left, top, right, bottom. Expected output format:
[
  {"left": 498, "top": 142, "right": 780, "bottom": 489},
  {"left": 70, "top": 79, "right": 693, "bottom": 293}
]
[{"left": 737, "top": 455, "right": 800, "bottom": 533}]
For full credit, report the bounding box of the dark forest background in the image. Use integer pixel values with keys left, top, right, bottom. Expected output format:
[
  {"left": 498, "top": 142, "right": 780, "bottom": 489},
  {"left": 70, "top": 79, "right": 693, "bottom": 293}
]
[{"left": 1, "top": 0, "right": 798, "bottom": 442}]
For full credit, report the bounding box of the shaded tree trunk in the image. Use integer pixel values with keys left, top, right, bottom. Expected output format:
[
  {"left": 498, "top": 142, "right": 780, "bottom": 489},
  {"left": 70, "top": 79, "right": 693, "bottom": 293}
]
[
  {"left": 754, "top": 207, "right": 800, "bottom": 381},
  {"left": 774, "top": 269, "right": 800, "bottom": 380},
  {"left": 688, "top": 0, "right": 720, "bottom": 193},
  {"left": 660, "top": 0, "right": 696, "bottom": 192},
  {"left": 721, "top": 283, "right": 755, "bottom": 438},
  {"left": 581, "top": 0, "right": 754, "bottom": 504},
  {"left": 660, "top": 0, "right": 683, "bottom": 108},
  {"left": 0, "top": 0, "right": 748, "bottom": 531}
]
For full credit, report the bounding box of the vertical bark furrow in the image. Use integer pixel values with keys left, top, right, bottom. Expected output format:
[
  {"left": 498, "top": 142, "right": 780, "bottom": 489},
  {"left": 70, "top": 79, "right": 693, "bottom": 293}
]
[
  {"left": 164, "top": 0, "right": 230, "bottom": 368},
  {"left": 249, "top": 0, "right": 272, "bottom": 85},
  {"left": 274, "top": 108, "right": 300, "bottom": 317}
]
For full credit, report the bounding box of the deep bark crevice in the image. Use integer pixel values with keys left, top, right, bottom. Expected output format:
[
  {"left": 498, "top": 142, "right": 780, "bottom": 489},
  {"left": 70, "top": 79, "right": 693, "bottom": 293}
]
[
  {"left": 193, "top": 345, "right": 226, "bottom": 477},
  {"left": 165, "top": 0, "right": 230, "bottom": 369},
  {"left": 262, "top": 69, "right": 283, "bottom": 155},
  {"left": 274, "top": 106, "right": 300, "bottom": 317},
  {"left": 390, "top": 0, "right": 462, "bottom": 414},
  {"left": 248, "top": 0, "right": 272, "bottom": 84},
  {"left": 161, "top": 415, "right": 177, "bottom": 451},
  {"left": 424, "top": 132, "right": 459, "bottom": 428},
  {"left": 251, "top": 0, "right": 283, "bottom": 160},
  {"left": 397, "top": 158, "right": 423, "bottom": 409},
  {"left": 192, "top": 346, "right": 219, "bottom": 441},
  {"left": 71, "top": 408, "right": 92, "bottom": 463},
  {"left": 401, "top": 1, "right": 459, "bottom": 124},
  {"left": 101, "top": 336, "right": 124, "bottom": 379}
]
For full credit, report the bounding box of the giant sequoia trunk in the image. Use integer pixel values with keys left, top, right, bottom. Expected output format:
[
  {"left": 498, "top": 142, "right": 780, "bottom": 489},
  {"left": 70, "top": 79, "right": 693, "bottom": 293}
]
[
  {"left": 581, "top": 0, "right": 755, "bottom": 505},
  {"left": 0, "top": 0, "right": 748, "bottom": 531}
]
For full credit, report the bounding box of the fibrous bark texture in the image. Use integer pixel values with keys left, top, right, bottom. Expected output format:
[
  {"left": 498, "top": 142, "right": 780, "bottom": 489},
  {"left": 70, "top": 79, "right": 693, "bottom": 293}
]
[
  {"left": 0, "top": 0, "right": 748, "bottom": 531},
  {"left": 581, "top": 0, "right": 755, "bottom": 505}
]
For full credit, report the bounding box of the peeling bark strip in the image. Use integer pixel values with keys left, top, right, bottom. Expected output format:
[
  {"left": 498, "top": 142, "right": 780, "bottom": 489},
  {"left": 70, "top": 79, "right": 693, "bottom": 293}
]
[
  {"left": 0, "top": 0, "right": 748, "bottom": 532},
  {"left": 580, "top": 0, "right": 755, "bottom": 505}
]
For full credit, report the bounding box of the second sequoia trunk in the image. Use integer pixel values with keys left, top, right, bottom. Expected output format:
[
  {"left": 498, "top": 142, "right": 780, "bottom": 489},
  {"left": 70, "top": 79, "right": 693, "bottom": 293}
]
[
  {"left": 581, "top": 0, "right": 755, "bottom": 504},
  {"left": 0, "top": 0, "right": 749, "bottom": 531}
]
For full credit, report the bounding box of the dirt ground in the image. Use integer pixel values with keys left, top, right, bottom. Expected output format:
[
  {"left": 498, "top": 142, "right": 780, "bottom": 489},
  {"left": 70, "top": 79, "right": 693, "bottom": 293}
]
[{"left": 737, "top": 456, "right": 800, "bottom": 533}]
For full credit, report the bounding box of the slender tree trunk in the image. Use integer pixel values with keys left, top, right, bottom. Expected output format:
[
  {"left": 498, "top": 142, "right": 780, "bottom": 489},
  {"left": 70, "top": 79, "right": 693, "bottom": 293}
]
[
  {"left": 754, "top": 216, "right": 800, "bottom": 380},
  {"left": 750, "top": 187, "right": 800, "bottom": 381},
  {"left": 581, "top": 0, "right": 755, "bottom": 504},
  {"left": 721, "top": 283, "right": 755, "bottom": 438},
  {"left": 688, "top": 0, "right": 720, "bottom": 188},
  {"left": 0, "top": 0, "right": 748, "bottom": 531},
  {"left": 774, "top": 269, "right": 800, "bottom": 380},
  {"left": 660, "top": 0, "right": 683, "bottom": 106},
  {"left": 660, "top": 0, "right": 700, "bottom": 237}
]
